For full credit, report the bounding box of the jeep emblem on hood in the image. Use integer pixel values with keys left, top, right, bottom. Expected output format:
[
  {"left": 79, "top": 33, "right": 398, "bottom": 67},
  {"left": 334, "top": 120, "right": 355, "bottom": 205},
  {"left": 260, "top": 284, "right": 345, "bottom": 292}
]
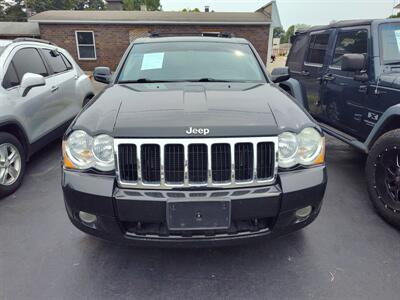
[{"left": 186, "top": 127, "right": 210, "bottom": 136}]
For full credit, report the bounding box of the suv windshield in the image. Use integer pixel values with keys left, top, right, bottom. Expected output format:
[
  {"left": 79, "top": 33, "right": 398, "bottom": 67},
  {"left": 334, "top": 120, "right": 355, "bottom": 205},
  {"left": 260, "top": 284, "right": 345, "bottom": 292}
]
[
  {"left": 117, "top": 41, "right": 266, "bottom": 83},
  {"left": 380, "top": 23, "right": 400, "bottom": 64}
]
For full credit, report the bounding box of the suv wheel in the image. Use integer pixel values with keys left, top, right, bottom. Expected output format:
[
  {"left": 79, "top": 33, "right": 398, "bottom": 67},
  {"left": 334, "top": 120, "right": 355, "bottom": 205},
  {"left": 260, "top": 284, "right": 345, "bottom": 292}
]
[
  {"left": 366, "top": 129, "right": 400, "bottom": 228},
  {"left": 0, "top": 133, "right": 26, "bottom": 198}
]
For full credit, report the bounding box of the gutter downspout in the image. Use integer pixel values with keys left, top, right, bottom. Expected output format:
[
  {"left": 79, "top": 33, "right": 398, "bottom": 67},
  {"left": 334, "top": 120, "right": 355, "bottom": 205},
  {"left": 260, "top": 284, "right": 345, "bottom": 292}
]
[{"left": 266, "top": 24, "right": 274, "bottom": 68}]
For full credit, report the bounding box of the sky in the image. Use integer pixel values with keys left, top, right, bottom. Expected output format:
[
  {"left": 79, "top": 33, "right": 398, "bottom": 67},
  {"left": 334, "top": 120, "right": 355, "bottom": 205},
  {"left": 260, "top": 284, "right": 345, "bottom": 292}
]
[{"left": 160, "top": 0, "right": 399, "bottom": 29}]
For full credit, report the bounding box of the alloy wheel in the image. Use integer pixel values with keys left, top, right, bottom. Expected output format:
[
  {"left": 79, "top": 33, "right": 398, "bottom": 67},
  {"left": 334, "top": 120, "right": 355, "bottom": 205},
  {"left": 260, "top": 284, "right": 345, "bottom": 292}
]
[{"left": 0, "top": 143, "right": 22, "bottom": 186}]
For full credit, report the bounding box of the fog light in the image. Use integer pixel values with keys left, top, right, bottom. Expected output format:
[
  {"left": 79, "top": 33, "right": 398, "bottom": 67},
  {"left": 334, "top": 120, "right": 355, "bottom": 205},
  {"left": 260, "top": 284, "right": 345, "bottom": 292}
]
[
  {"left": 79, "top": 211, "right": 97, "bottom": 224},
  {"left": 295, "top": 206, "right": 312, "bottom": 219}
]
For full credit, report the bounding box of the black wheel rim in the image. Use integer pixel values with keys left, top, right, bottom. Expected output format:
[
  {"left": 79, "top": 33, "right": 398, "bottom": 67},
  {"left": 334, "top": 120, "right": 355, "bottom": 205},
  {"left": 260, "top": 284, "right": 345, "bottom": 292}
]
[{"left": 374, "top": 146, "right": 400, "bottom": 211}]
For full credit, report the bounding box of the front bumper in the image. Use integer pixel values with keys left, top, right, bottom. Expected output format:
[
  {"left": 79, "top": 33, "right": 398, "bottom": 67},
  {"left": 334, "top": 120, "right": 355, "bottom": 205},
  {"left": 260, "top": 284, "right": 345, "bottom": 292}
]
[{"left": 62, "top": 166, "right": 327, "bottom": 247}]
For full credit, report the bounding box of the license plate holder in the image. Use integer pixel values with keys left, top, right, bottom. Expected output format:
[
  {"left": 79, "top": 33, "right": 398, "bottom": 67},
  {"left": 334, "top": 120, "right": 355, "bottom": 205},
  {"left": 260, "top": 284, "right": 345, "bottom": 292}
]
[{"left": 166, "top": 199, "right": 231, "bottom": 231}]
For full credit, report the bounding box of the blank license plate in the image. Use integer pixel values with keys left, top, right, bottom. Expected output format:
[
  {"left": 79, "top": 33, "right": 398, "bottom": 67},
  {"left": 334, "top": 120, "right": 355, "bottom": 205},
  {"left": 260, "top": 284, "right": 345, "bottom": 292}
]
[{"left": 167, "top": 200, "right": 231, "bottom": 231}]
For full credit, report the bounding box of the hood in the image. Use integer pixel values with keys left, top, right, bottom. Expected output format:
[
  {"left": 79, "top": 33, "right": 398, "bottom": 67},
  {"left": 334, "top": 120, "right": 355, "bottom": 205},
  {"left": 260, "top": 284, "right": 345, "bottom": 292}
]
[
  {"left": 379, "top": 70, "right": 400, "bottom": 89},
  {"left": 72, "top": 82, "right": 316, "bottom": 138}
]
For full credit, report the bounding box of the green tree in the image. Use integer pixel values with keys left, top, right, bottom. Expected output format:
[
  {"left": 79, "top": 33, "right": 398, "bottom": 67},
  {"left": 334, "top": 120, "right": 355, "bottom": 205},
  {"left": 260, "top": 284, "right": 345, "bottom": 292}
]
[
  {"left": 281, "top": 24, "right": 310, "bottom": 43},
  {"left": 0, "top": 0, "right": 8, "bottom": 20},
  {"left": 26, "top": 0, "right": 75, "bottom": 13},
  {"left": 281, "top": 25, "right": 294, "bottom": 43},
  {"left": 273, "top": 27, "right": 285, "bottom": 39},
  {"left": 182, "top": 8, "right": 200, "bottom": 12},
  {"left": 123, "top": 0, "right": 137, "bottom": 10},
  {"left": 144, "top": 0, "right": 161, "bottom": 10},
  {"left": 4, "top": 0, "right": 26, "bottom": 22},
  {"left": 389, "top": 12, "right": 400, "bottom": 18},
  {"left": 74, "top": 0, "right": 106, "bottom": 10},
  {"left": 123, "top": 0, "right": 161, "bottom": 11}
]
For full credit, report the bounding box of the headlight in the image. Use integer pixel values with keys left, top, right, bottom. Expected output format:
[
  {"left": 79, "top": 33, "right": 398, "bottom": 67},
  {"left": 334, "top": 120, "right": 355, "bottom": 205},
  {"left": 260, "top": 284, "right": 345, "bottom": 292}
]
[
  {"left": 278, "top": 127, "right": 324, "bottom": 168},
  {"left": 278, "top": 132, "right": 298, "bottom": 168},
  {"left": 63, "top": 130, "right": 115, "bottom": 172},
  {"left": 92, "top": 134, "right": 115, "bottom": 171},
  {"left": 297, "top": 127, "right": 324, "bottom": 165},
  {"left": 64, "top": 130, "right": 94, "bottom": 169}
]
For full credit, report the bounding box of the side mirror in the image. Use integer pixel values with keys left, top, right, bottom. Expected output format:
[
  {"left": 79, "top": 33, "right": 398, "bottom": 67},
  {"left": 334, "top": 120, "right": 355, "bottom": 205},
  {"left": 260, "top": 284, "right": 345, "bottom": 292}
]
[
  {"left": 341, "top": 53, "right": 366, "bottom": 72},
  {"left": 20, "top": 73, "right": 45, "bottom": 97},
  {"left": 93, "top": 67, "right": 112, "bottom": 84},
  {"left": 271, "top": 67, "right": 290, "bottom": 83}
]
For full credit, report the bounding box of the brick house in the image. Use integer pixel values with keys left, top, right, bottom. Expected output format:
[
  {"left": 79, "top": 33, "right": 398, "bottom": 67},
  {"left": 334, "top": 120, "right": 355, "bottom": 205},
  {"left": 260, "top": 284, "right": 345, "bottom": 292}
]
[{"left": 29, "top": 1, "right": 281, "bottom": 71}]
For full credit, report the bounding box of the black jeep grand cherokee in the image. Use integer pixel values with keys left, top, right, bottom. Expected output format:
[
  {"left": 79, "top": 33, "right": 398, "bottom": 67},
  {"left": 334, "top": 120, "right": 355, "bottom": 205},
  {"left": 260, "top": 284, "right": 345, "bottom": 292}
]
[{"left": 62, "top": 36, "right": 327, "bottom": 246}]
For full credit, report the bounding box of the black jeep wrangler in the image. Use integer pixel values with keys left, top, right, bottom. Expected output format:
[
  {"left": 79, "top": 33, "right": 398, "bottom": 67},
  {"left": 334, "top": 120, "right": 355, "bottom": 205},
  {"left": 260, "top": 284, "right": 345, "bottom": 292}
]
[
  {"left": 62, "top": 35, "right": 327, "bottom": 246},
  {"left": 281, "top": 19, "right": 400, "bottom": 228}
]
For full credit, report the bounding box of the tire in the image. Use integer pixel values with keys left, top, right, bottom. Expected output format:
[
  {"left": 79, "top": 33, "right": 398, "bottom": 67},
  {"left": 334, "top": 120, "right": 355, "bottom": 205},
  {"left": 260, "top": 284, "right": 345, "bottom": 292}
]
[
  {"left": 366, "top": 129, "right": 400, "bottom": 228},
  {"left": 0, "top": 132, "right": 26, "bottom": 198}
]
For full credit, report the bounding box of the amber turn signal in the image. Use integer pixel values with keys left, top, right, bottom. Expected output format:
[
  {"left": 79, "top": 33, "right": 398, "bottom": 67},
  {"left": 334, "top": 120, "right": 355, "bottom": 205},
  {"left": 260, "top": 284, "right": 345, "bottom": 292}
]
[
  {"left": 62, "top": 140, "right": 77, "bottom": 170},
  {"left": 313, "top": 137, "right": 325, "bottom": 165}
]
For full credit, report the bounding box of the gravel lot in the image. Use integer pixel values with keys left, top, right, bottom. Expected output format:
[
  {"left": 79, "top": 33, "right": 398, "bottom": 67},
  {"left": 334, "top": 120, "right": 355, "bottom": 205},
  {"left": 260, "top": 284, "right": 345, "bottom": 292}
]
[{"left": 1, "top": 132, "right": 399, "bottom": 300}]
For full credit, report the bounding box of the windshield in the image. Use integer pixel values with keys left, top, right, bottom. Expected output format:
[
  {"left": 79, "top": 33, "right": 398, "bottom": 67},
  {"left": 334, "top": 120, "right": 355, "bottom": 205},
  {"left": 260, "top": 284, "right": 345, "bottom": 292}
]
[
  {"left": 380, "top": 23, "right": 400, "bottom": 64},
  {"left": 117, "top": 42, "right": 267, "bottom": 83}
]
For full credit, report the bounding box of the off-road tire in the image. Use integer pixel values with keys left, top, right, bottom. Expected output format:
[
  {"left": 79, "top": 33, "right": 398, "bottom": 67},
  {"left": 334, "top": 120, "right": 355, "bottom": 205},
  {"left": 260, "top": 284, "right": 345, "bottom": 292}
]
[{"left": 366, "top": 129, "right": 400, "bottom": 228}]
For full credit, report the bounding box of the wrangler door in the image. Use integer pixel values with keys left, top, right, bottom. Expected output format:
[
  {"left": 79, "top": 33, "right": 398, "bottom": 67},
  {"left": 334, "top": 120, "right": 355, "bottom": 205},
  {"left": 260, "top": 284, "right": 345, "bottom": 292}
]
[
  {"left": 301, "top": 30, "right": 333, "bottom": 119},
  {"left": 321, "top": 27, "right": 369, "bottom": 138}
]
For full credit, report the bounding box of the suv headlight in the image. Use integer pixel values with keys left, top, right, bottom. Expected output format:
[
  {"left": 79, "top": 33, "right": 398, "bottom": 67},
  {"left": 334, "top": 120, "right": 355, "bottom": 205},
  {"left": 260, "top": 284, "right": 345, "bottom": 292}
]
[
  {"left": 63, "top": 130, "right": 115, "bottom": 172},
  {"left": 278, "top": 132, "right": 298, "bottom": 168},
  {"left": 278, "top": 127, "right": 324, "bottom": 168}
]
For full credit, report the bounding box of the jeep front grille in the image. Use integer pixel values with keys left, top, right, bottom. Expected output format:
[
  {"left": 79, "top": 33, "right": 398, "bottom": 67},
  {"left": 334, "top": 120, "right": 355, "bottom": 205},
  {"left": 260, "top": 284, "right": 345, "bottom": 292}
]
[{"left": 115, "top": 137, "right": 278, "bottom": 190}]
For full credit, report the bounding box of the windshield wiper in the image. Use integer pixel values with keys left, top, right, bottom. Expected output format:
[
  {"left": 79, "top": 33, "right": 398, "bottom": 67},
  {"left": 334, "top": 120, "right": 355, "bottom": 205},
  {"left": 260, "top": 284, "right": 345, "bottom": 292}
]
[
  {"left": 119, "top": 78, "right": 179, "bottom": 83},
  {"left": 189, "top": 78, "right": 232, "bottom": 82},
  {"left": 119, "top": 78, "right": 238, "bottom": 84}
]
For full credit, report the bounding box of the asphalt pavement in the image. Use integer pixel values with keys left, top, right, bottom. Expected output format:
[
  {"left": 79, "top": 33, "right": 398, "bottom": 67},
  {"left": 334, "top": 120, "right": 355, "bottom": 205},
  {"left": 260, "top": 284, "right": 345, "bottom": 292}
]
[{"left": 0, "top": 136, "right": 399, "bottom": 300}]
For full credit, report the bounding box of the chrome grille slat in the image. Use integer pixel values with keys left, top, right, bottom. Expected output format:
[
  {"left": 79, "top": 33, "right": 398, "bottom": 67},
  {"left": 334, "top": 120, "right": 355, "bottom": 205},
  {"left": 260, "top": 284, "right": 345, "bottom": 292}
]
[
  {"left": 160, "top": 145, "right": 165, "bottom": 186},
  {"left": 184, "top": 144, "right": 189, "bottom": 186},
  {"left": 137, "top": 144, "right": 142, "bottom": 185},
  {"left": 231, "top": 143, "right": 236, "bottom": 183},
  {"left": 115, "top": 137, "right": 278, "bottom": 190},
  {"left": 253, "top": 142, "right": 258, "bottom": 181},
  {"left": 207, "top": 143, "right": 213, "bottom": 186}
]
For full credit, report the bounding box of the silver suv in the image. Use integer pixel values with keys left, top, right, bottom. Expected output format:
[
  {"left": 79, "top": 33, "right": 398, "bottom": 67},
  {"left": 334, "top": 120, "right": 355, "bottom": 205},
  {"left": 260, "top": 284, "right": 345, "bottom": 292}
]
[{"left": 0, "top": 38, "right": 94, "bottom": 197}]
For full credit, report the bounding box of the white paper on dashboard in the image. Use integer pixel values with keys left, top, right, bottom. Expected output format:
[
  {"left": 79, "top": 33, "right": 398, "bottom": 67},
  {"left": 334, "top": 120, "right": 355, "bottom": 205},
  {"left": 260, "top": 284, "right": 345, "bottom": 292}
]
[
  {"left": 395, "top": 30, "right": 400, "bottom": 51},
  {"left": 141, "top": 52, "right": 165, "bottom": 70}
]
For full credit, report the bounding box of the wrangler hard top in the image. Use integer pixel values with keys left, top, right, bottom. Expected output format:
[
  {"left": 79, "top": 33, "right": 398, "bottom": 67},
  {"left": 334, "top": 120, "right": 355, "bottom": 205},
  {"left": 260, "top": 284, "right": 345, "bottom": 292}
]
[{"left": 282, "top": 18, "right": 400, "bottom": 228}]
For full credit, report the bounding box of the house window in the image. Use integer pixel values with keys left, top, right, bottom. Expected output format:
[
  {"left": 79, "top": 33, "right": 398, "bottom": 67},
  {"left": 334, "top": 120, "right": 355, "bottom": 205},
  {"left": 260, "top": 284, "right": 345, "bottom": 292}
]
[{"left": 75, "top": 31, "right": 96, "bottom": 60}]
